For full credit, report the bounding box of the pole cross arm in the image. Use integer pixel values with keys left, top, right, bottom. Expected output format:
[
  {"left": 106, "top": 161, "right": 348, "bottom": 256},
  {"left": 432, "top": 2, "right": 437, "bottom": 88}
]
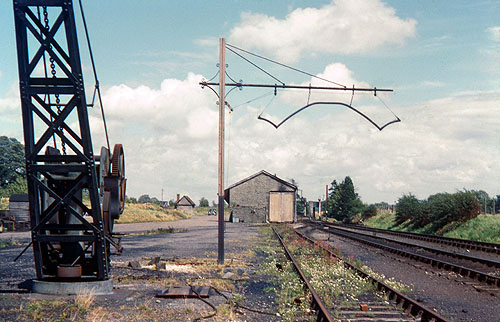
[{"left": 199, "top": 81, "right": 393, "bottom": 95}]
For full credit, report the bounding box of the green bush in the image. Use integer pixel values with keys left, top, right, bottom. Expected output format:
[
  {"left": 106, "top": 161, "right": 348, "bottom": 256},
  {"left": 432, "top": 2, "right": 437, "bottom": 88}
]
[
  {"left": 395, "top": 190, "right": 481, "bottom": 233},
  {"left": 361, "top": 205, "right": 377, "bottom": 220},
  {"left": 395, "top": 194, "right": 423, "bottom": 226}
]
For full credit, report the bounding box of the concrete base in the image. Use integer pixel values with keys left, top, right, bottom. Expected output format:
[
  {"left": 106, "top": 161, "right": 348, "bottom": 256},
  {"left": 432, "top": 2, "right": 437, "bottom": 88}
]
[{"left": 32, "top": 278, "right": 113, "bottom": 296}]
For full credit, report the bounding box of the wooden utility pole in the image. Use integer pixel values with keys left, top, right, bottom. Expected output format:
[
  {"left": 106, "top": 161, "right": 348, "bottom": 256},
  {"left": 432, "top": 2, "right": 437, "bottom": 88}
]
[
  {"left": 217, "top": 38, "right": 226, "bottom": 265},
  {"left": 325, "top": 184, "right": 329, "bottom": 218}
]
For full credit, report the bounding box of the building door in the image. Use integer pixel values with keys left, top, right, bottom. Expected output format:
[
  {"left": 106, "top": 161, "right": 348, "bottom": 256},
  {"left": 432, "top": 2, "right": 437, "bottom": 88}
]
[{"left": 269, "top": 192, "right": 294, "bottom": 222}]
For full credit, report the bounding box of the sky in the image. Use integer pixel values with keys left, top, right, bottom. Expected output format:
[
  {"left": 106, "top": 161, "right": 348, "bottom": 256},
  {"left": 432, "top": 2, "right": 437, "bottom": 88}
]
[{"left": 0, "top": 0, "right": 499, "bottom": 205}]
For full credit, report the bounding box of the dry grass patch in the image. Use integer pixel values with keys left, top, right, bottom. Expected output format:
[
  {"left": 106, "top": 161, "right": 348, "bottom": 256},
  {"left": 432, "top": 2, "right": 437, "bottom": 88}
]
[
  {"left": 117, "top": 203, "right": 191, "bottom": 224},
  {"left": 0, "top": 197, "right": 8, "bottom": 210}
]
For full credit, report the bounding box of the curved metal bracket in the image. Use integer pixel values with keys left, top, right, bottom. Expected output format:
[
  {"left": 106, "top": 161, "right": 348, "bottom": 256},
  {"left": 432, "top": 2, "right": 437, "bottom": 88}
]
[
  {"left": 258, "top": 101, "right": 401, "bottom": 131},
  {"left": 200, "top": 82, "right": 219, "bottom": 99}
]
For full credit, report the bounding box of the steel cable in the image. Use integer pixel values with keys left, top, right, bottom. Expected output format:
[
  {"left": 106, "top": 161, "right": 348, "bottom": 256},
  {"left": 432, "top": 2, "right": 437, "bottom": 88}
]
[{"left": 77, "top": 0, "right": 111, "bottom": 152}]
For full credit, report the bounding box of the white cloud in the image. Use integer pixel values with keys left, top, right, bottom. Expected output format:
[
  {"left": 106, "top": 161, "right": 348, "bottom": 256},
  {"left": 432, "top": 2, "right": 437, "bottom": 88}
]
[
  {"left": 487, "top": 26, "right": 500, "bottom": 42},
  {"left": 0, "top": 84, "right": 19, "bottom": 114},
  {"left": 229, "top": 0, "right": 417, "bottom": 63},
  {"left": 1, "top": 71, "right": 498, "bottom": 206},
  {"left": 87, "top": 72, "right": 220, "bottom": 202},
  {"left": 227, "top": 90, "right": 500, "bottom": 203},
  {"left": 87, "top": 64, "right": 500, "bottom": 205}
]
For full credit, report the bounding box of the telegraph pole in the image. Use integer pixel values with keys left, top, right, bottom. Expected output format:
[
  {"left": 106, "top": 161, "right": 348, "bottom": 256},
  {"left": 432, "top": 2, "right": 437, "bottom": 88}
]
[
  {"left": 325, "top": 184, "right": 329, "bottom": 219},
  {"left": 217, "top": 38, "right": 226, "bottom": 265}
]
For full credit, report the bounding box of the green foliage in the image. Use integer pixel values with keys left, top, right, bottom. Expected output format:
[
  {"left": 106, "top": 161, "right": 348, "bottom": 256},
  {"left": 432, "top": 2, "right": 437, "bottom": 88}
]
[
  {"left": 199, "top": 197, "right": 209, "bottom": 207},
  {"left": 0, "top": 136, "right": 25, "bottom": 188},
  {"left": 394, "top": 190, "right": 480, "bottom": 233},
  {"left": 361, "top": 204, "right": 377, "bottom": 220},
  {"left": 126, "top": 196, "right": 137, "bottom": 203},
  {"left": 296, "top": 194, "right": 307, "bottom": 215},
  {"left": 395, "top": 194, "right": 423, "bottom": 226},
  {"left": 328, "top": 176, "right": 363, "bottom": 222},
  {"left": 138, "top": 194, "right": 151, "bottom": 203},
  {"left": 0, "top": 175, "right": 28, "bottom": 198}
]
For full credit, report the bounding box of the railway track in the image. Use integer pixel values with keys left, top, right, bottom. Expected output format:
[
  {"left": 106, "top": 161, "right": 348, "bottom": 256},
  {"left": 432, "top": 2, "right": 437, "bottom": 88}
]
[
  {"left": 309, "top": 221, "right": 500, "bottom": 289},
  {"left": 327, "top": 222, "right": 500, "bottom": 255},
  {"left": 271, "top": 226, "right": 450, "bottom": 322},
  {"left": 323, "top": 223, "right": 500, "bottom": 269}
]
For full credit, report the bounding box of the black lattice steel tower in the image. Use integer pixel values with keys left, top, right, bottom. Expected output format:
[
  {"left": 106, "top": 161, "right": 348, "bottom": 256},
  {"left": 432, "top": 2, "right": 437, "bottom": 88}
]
[{"left": 13, "top": 0, "right": 109, "bottom": 280}]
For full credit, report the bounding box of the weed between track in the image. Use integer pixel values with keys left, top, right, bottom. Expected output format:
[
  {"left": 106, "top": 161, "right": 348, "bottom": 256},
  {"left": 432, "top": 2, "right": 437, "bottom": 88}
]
[{"left": 259, "top": 225, "right": 412, "bottom": 321}]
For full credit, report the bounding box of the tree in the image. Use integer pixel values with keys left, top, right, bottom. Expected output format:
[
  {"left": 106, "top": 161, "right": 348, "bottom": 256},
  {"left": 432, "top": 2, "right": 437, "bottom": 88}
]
[
  {"left": 138, "top": 194, "right": 151, "bottom": 203},
  {"left": 328, "top": 176, "right": 363, "bottom": 222},
  {"left": 470, "top": 190, "right": 490, "bottom": 213},
  {"left": 0, "top": 136, "right": 25, "bottom": 187},
  {"left": 126, "top": 196, "right": 137, "bottom": 203},
  {"left": 395, "top": 194, "right": 423, "bottom": 226},
  {"left": 361, "top": 204, "right": 377, "bottom": 220},
  {"left": 199, "top": 197, "right": 209, "bottom": 207},
  {"left": 0, "top": 175, "right": 27, "bottom": 198}
]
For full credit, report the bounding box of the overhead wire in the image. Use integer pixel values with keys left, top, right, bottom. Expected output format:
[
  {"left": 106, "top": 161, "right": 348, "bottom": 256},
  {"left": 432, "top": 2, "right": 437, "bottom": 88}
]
[
  {"left": 226, "top": 46, "right": 285, "bottom": 86},
  {"left": 226, "top": 43, "right": 345, "bottom": 87},
  {"left": 225, "top": 43, "right": 400, "bottom": 131},
  {"left": 77, "top": 0, "right": 110, "bottom": 152},
  {"left": 376, "top": 95, "right": 400, "bottom": 120},
  {"left": 232, "top": 90, "right": 274, "bottom": 109}
]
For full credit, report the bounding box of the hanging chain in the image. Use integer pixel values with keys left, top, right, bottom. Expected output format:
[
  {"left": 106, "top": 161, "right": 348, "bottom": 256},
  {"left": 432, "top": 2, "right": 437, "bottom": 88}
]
[{"left": 44, "top": 7, "right": 66, "bottom": 155}]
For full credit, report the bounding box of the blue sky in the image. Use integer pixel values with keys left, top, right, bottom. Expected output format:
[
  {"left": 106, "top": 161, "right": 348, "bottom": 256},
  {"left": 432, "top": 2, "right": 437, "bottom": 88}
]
[{"left": 0, "top": 0, "right": 499, "bottom": 204}]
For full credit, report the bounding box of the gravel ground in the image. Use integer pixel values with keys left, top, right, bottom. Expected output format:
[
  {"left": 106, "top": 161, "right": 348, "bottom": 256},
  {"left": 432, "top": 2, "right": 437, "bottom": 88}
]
[
  {"left": 0, "top": 216, "right": 281, "bottom": 321},
  {"left": 297, "top": 224, "right": 500, "bottom": 322}
]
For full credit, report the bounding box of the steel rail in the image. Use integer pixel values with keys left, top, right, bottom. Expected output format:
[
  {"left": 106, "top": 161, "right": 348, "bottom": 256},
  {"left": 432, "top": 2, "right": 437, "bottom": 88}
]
[
  {"left": 294, "top": 229, "right": 451, "bottom": 322},
  {"left": 326, "top": 222, "right": 500, "bottom": 254},
  {"left": 323, "top": 223, "right": 500, "bottom": 268},
  {"left": 271, "top": 227, "right": 335, "bottom": 322},
  {"left": 313, "top": 223, "right": 500, "bottom": 287}
]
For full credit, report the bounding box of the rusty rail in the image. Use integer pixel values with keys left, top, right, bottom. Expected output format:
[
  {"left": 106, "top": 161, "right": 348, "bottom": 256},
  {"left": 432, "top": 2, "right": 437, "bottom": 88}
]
[
  {"left": 294, "top": 229, "right": 451, "bottom": 322},
  {"left": 271, "top": 227, "right": 335, "bottom": 322}
]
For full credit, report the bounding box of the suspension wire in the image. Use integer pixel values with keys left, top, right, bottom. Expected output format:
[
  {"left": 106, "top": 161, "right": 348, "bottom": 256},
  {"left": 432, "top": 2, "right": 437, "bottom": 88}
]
[
  {"left": 232, "top": 90, "right": 274, "bottom": 109},
  {"left": 77, "top": 0, "right": 111, "bottom": 152},
  {"left": 376, "top": 95, "right": 399, "bottom": 119},
  {"left": 307, "top": 83, "right": 312, "bottom": 105},
  {"left": 349, "top": 84, "right": 355, "bottom": 106},
  {"left": 37, "top": 6, "right": 57, "bottom": 148},
  {"left": 226, "top": 43, "right": 345, "bottom": 87},
  {"left": 257, "top": 91, "right": 277, "bottom": 117},
  {"left": 226, "top": 46, "right": 285, "bottom": 86}
]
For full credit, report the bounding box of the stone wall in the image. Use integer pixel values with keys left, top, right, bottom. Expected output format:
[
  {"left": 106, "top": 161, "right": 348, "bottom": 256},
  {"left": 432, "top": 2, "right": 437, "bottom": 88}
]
[{"left": 229, "top": 173, "right": 295, "bottom": 223}]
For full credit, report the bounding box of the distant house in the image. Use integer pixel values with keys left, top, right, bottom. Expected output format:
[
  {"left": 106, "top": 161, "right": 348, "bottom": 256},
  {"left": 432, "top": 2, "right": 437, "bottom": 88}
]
[
  {"left": 224, "top": 170, "right": 297, "bottom": 223},
  {"left": 177, "top": 195, "right": 195, "bottom": 214}
]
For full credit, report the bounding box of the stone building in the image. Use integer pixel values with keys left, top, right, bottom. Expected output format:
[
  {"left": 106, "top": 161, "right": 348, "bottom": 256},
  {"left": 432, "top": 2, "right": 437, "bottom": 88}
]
[
  {"left": 224, "top": 170, "right": 297, "bottom": 223},
  {"left": 177, "top": 195, "right": 195, "bottom": 214}
]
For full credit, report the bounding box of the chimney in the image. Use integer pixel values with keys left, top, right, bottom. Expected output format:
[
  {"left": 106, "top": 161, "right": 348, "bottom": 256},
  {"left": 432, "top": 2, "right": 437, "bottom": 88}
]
[{"left": 176, "top": 194, "right": 180, "bottom": 203}]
